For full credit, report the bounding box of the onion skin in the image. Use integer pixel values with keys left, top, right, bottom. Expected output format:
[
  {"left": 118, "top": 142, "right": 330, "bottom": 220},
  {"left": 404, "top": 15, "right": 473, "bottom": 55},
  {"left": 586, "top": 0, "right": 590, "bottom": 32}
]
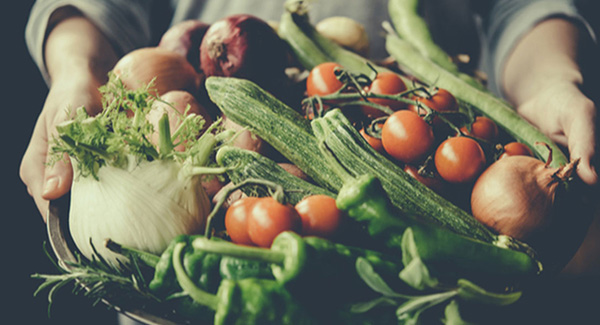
[
  {"left": 471, "top": 155, "right": 592, "bottom": 271},
  {"left": 147, "top": 90, "right": 213, "bottom": 152},
  {"left": 199, "top": 14, "right": 288, "bottom": 95},
  {"left": 113, "top": 47, "right": 201, "bottom": 97},
  {"left": 158, "top": 20, "right": 210, "bottom": 70}
]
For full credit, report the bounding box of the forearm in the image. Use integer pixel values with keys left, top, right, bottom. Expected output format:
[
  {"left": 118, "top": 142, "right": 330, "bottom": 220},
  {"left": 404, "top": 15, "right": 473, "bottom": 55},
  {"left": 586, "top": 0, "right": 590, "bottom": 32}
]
[
  {"left": 45, "top": 11, "right": 118, "bottom": 86},
  {"left": 502, "top": 18, "right": 589, "bottom": 105}
]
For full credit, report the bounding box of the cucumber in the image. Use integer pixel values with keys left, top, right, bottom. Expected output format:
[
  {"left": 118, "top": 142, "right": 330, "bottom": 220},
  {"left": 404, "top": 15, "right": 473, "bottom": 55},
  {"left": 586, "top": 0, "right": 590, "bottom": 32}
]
[
  {"left": 312, "top": 109, "right": 497, "bottom": 243},
  {"left": 216, "top": 146, "right": 334, "bottom": 205},
  {"left": 205, "top": 76, "right": 343, "bottom": 192}
]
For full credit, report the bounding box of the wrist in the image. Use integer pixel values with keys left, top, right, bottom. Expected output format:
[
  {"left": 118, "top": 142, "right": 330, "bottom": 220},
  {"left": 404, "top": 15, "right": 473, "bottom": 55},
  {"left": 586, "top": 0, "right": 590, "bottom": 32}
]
[
  {"left": 44, "top": 15, "right": 118, "bottom": 85},
  {"left": 502, "top": 18, "right": 587, "bottom": 106}
]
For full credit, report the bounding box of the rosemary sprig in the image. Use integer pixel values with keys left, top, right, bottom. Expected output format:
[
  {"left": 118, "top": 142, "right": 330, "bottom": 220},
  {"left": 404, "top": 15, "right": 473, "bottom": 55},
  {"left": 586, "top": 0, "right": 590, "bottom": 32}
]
[{"left": 32, "top": 242, "right": 159, "bottom": 317}]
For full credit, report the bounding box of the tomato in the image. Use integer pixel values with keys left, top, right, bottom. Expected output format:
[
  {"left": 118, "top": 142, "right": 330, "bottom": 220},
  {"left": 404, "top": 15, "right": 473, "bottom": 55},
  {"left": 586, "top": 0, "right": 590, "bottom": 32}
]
[
  {"left": 295, "top": 195, "right": 342, "bottom": 238},
  {"left": 408, "top": 88, "right": 458, "bottom": 127},
  {"left": 460, "top": 116, "right": 499, "bottom": 142},
  {"left": 306, "top": 62, "right": 345, "bottom": 97},
  {"left": 359, "top": 125, "right": 384, "bottom": 153},
  {"left": 381, "top": 110, "right": 435, "bottom": 164},
  {"left": 363, "top": 72, "right": 407, "bottom": 117},
  {"left": 434, "top": 137, "right": 486, "bottom": 183},
  {"left": 247, "top": 197, "right": 301, "bottom": 247},
  {"left": 500, "top": 142, "right": 534, "bottom": 159},
  {"left": 224, "top": 197, "right": 260, "bottom": 245},
  {"left": 403, "top": 165, "right": 445, "bottom": 193}
]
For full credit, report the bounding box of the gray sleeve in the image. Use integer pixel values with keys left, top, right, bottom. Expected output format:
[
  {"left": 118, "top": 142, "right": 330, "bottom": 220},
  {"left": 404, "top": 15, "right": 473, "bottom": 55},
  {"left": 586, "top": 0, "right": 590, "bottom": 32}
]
[
  {"left": 482, "top": 0, "right": 597, "bottom": 96},
  {"left": 25, "top": 0, "right": 155, "bottom": 85}
]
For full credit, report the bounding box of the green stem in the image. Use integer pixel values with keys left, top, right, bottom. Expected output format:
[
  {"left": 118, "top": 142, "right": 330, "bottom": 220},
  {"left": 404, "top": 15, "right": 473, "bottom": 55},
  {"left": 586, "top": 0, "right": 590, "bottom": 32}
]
[
  {"left": 104, "top": 239, "right": 160, "bottom": 268},
  {"left": 157, "top": 113, "right": 174, "bottom": 156},
  {"left": 172, "top": 242, "right": 220, "bottom": 310},
  {"left": 192, "top": 237, "right": 285, "bottom": 265}
]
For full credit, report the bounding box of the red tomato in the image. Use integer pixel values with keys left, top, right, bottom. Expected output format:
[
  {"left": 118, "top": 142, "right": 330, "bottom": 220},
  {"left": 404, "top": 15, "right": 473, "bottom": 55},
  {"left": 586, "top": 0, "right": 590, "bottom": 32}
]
[
  {"left": 295, "top": 195, "right": 342, "bottom": 238},
  {"left": 381, "top": 110, "right": 435, "bottom": 164},
  {"left": 363, "top": 72, "right": 407, "bottom": 117},
  {"left": 247, "top": 197, "right": 301, "bottom": 247},
  {"left": 434, "top": 137, "right": 486, "bottom": 183},
  {"left": 306, "top": 62, "right": 345, "bottom": 97},
  {"left": 500, "top": 142, "right": 534, "bottom": 159},
  {"left": 359, "top": 125, "right": 384, "bottom": 153},
  {"left": 403, "top": 165, "right": 445, "bottom": 193},
  {"left": 408, "top": 88, "right": 458, "bottom": 127},
  {"left": 224, "top": 197, "right": 260, "bottom": 245},
  {"left": 461, "top": 116, "right": 499, "bottom": 142}
]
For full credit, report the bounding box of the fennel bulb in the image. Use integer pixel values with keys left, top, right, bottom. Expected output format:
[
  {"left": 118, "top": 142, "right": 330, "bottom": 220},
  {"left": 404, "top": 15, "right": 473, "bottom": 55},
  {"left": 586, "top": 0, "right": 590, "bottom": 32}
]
[{"left": 52, "top": 75, "right": 225, "bottom": 265}]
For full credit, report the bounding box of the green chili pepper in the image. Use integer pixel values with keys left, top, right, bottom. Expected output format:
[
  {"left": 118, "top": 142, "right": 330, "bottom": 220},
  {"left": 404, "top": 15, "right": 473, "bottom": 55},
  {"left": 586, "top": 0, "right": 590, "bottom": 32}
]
[
  {"left": 171, "top": 241, "right": 317, "bottom": 325},
  {"left": 219, "top": 256, "right": 274, "bottom": 281},
  {"left": 149, "top": 234, "right": 190, "bottom": 297},
  {"left": 336, "top": 174, "right": 541, "bottom": 290},
  {"left": 192, "top": 231, "right": 404, "bottom": 307},
  {"left": 149, "top": 234, "right": 273, "bottom": 298}
]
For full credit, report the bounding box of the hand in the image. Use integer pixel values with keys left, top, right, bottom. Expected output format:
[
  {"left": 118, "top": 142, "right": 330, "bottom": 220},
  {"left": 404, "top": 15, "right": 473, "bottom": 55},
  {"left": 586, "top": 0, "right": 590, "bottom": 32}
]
[
  {"left": 19, "top": 14, "right": 118, "bottom": 220},
  {"left": 20, "top": 76, "right": 103, "bottom": 220},
  {"left": 503, "top": 18, "right": 598, "bottom": 185},
  {"left": 515, "top": 78, "right": 597, "bottom": 185}
]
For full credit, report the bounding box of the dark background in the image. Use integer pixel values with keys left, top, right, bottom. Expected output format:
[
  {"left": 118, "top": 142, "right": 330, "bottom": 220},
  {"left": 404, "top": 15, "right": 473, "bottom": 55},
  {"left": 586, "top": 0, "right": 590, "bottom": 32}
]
[{"left": 5, "top": 1, "right": 599, "bottom": 325}]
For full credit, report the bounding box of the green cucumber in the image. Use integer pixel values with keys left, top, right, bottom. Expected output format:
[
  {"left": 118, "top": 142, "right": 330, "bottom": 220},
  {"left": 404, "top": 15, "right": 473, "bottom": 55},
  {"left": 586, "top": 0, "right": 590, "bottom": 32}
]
[
  {"left": 216, "top": 146, "right": 334, "bottom": 205},
  {"left": 205, "top": 76, "right": 343, "bottom": 192}
]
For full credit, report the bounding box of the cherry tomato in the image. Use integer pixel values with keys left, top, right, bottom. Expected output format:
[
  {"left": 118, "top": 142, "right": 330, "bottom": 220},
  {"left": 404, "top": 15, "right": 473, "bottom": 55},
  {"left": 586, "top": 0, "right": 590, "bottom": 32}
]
[
  {"left": 403, "top": 165, "right": 445, "bottom": 193},
  {"left": 247, "top": 197, "right": 301, "bottom": 247},
  {"left": 460, "top": 116, "right": 499, "bottom": 142},
  {"left": 306, "top": 62, "right": 345, "bottom": 97},
  {"left": 295, "top": 195, "right": 342, "bottom": 238},
  {"left": 363, "top": 72, "right": 407, "bottom": 117},
  {"left": 224, "top": 197, "right": 260, "bottom": 245},
  {"left": 434, "top": 137, "right": 486, "bottom": 183},
  {"left": 381, "top": 110, "right": 435, "bottom": 164},
  {"left": 500, "top": 142, "right": 534, "bottom": 159},
  {"left": 408, "top": 88, "right": 458, "bottom": 127},
  {"left": 359, "top": 125, "right": 384, "bottom": 153}
]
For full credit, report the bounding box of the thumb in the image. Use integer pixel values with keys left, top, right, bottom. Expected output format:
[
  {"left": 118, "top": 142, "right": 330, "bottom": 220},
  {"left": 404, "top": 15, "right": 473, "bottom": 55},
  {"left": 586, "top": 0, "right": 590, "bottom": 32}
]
[{"left": 42, "top": 154, "right": 73, "bottom": 200}]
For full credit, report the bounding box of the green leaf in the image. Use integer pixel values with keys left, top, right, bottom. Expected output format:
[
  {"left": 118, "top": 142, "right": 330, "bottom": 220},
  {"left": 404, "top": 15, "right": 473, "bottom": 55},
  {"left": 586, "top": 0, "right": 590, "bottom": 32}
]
[
  {"left": 457, "top": 279, "right": 522, "bottom": 306},
  {"left": 399, "top": 228, "right": 439, "bottom": 290}
]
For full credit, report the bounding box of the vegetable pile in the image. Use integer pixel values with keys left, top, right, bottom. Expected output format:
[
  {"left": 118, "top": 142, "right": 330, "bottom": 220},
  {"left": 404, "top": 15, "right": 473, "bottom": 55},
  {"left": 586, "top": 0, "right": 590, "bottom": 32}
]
[{"left": 33, "top": 0, "right": 595, "bottom": 324}]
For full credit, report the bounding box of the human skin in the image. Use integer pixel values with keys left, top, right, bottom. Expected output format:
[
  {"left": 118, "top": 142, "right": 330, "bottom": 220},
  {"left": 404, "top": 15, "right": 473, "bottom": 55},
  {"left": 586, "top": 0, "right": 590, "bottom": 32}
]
[{"left": 19, "top": 12, "right": 118, "bottom": 220}]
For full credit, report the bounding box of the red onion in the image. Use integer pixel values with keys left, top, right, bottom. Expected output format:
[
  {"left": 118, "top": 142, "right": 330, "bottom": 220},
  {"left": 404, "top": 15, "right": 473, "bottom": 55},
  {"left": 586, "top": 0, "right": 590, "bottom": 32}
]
[
  {"left": 199, "top": 14, "right": 288, "bottom": 94},
  {"left": 158, "top": 20, "right": 210, "bottom": 70}
]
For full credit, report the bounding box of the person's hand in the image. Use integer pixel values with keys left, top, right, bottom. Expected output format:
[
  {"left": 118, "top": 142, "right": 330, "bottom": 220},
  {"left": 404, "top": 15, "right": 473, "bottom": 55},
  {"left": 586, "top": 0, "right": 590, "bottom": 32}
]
[
  {"left": 515, "top": 78, "right": 597, "bottom": 185},
  {"left": 20, "top": 14, "right": 118, "bottom": 220},
  {"left": 20, "top": 75, "right": 103, "bottom": 220},
  {"left": 503, "top": 18, "right": 598, "bottom": 185}
]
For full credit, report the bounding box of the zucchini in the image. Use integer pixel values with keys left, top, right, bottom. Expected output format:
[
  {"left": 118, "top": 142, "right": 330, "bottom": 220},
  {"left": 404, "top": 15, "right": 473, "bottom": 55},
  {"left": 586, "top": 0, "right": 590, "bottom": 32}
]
[
  {"left": 205, "top": 76, "right": 343, "bottom": 192},
  {"left": 216, "top": 146, "right": 334, "bottom": 205},
  {"left": 385, "top": 33, "right": 568, "bottom": 167},
  {"left": 311, "top": 109, "right": 497, "bottom": 243}
]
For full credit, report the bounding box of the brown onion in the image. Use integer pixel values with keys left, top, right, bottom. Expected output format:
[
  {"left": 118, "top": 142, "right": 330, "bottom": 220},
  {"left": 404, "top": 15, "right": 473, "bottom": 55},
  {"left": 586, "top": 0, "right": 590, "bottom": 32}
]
[
  {"left": 113, "top": 47, "right": 201, "bottom": 96},
  {"left": 158, "top": 20, "right": 210, "bottom": 70},
  {"left": 471, "top": 155, "right": 579, "bottom": 241},
  {"left": 470, "top": 150, "right": 594, "bottom": 270}
]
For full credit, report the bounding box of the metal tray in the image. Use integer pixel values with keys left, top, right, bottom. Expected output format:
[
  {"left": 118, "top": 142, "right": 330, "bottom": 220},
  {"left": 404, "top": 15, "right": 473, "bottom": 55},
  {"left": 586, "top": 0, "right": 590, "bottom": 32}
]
[{"left": 46, "top": 195, "right": 181, "bottom": 325}]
